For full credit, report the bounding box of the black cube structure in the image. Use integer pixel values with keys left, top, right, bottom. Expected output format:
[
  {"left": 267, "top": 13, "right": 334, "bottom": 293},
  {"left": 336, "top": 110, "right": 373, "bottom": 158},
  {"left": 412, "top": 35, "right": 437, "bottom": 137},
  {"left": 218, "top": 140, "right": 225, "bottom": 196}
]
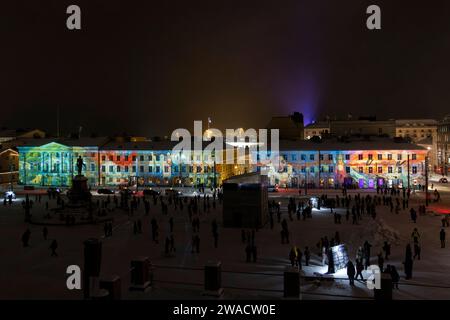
[
  {"left": 284, "top": 267, "right": 300, "bottom": 298},
  {"left": 222, "top": 172, "right": 269, "bottom": 228},
  {"left": 203, "top": 261, "right": 223, "bottom": 297},
  {"left": 100, "top": 275, "right": 121, "bottom": 300},
  {"left": 374, "top": 273, "right": 393, "bottom": 300},
  {"left": 83, "top": 238, "right": 102, "bottom": 299},
  {"left": 130, "top": 257, "right": 152, "bottom": 291}
]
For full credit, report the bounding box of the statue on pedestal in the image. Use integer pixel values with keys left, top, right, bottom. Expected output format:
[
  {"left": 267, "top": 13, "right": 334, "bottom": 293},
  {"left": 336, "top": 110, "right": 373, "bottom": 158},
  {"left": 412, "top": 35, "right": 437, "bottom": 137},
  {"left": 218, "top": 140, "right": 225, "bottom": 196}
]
[{"left": 76, "top": 156, "right": 85, "bottom": 176}]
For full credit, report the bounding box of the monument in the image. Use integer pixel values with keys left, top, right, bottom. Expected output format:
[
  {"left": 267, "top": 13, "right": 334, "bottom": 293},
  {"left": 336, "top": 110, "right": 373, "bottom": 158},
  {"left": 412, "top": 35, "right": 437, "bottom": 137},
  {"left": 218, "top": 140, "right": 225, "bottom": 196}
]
[{"left": 67, "top": 156, "right": 92, "bottom": 204}]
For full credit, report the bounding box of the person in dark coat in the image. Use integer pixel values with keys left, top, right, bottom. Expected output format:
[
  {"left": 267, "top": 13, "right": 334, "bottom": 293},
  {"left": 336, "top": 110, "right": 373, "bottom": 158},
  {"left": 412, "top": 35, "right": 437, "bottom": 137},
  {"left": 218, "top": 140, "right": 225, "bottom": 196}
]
[
  {"left": 49, "top": 239, "right": 58, "bottom": 256},
  {"left": 304, "top": 246, "right": 311, "bottom": 266},
  {"left": 440, "top": 228, "right": 446, "bottom": 248},
  {"left": 355, "top": 258, "right": 364, "bottom": 281},
  {"left": 390, "top": 265, "right": 400, "bottom": 289},
  {"left": 22, "top": 229, "right": 31, "bottom": 247},
  {"left": 404, "top": 243, "right": 413, "bottom": 279},
  {"left": 347, "top": 260, "right": 356, "bottom": 286}
]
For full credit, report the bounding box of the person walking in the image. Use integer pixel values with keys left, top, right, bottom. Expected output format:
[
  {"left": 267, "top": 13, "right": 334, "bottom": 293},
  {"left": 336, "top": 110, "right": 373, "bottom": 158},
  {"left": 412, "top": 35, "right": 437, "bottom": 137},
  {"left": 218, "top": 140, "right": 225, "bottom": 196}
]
[
  {"left": 382, "top": 241, "right": 391, "bottom": 260},
  {"left": 440, "top": 228, "right": 446, "bottom": 248},
  {"left": 304, "top": 246, "right": 311, "bottom": 266},
  {"left": 355, "top": 258, "right": 364, "bottom": 281},
  {"left": 347, "top": 260, "right": 356, "bottom": 286},
  {"left": 404, "top": 243, "right": 413, "bottom": 279},
  {"left": 49, "top": 239, "right": 58, "bottom": 257}
]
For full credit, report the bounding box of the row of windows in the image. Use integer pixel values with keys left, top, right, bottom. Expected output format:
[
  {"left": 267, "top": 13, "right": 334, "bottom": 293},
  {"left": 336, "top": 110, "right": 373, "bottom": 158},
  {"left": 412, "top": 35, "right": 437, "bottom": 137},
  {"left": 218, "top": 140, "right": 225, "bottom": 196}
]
[
  {"left": 281, "top": 153, "right": 418, "bottom": 162},
  {"left": 296, "top": 166, "right": 418, "bottom": 174},
  {"left": 101, "top": 165, "right": 214, "bottom": 174}
]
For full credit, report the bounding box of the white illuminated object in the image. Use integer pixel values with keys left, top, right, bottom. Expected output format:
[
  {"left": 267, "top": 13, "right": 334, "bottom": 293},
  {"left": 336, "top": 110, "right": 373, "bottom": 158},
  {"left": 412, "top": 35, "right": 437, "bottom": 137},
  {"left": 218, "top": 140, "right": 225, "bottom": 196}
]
[
  {"left": 4, "top": 190, "right": 16, "bottom": 199},
  {"left": 225, "top": 141, "right": 263, "bottom": 148}
]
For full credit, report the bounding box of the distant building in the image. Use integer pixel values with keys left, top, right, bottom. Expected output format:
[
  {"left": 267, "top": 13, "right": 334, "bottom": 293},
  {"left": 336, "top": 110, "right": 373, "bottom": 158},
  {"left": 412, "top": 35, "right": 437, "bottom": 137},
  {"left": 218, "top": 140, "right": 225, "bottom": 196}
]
[
  {"left": 304, "top": 117, "right": 396, "bottom": 139},
  {"left": 437, "top": 115, "right": 450, "bottom": 176},
  {"left": 0, "top": 146, "right": 19, "bottom": 186},
  {"left": 266, "top": 112, "right": 304, "bottom": 140},
  {"left": 395, "top": 119, "right": 438, "bottom": 171},
  {"left": 0, "top": 129, "right": 46, "bottom": 143}
]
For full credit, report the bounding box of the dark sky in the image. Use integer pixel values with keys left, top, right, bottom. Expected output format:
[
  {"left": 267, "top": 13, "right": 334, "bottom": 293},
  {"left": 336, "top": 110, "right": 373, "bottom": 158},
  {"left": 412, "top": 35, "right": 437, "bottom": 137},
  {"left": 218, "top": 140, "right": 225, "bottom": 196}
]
[{"left": 2, "top": 0, "right": 450, "bottom": 137}]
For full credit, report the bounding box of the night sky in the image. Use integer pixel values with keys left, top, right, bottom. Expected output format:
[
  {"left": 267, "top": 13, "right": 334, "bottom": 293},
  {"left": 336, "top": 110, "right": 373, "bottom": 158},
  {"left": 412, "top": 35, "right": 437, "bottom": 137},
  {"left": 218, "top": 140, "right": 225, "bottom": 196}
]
[{"left": 2, "top": 0, "right": 450, "bottom": 137}]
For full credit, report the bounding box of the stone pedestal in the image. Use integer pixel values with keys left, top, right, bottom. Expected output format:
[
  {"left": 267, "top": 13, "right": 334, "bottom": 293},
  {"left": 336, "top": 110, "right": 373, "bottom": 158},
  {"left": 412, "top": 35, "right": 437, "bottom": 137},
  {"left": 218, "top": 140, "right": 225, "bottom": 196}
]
[
  {"left": 100, "top": 275, "right": 121, "bottom": 300},
  {"left": 374, "top": 273, "right": 393, "bottom": 300},
  {"left": 67, "top": 175, "right": 91, "bottom": 204}
]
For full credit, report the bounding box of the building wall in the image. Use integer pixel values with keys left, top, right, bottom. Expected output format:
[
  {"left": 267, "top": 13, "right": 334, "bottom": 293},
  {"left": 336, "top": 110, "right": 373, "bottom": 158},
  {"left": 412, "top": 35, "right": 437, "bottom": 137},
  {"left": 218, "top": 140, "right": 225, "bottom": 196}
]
[
  {"left": 18, "top": 142, "right": 427, "bottom": 189},
  {"left": 256, "top": 149, "right": 426, "bottom": 189},
  {"left": 437, "top": 118, "right": 450, "bottom": 175},
  {"left": 0, "top": 149, "right": 19, "bottom": 185}
]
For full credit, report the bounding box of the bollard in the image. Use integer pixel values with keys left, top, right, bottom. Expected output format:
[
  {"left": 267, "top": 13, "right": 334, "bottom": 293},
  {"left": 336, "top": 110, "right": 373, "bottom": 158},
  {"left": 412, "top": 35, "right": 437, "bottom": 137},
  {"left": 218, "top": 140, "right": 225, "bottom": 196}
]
[
  {"left": 374, "top": 273, "right": 393, "bottom": 300},
  {"left": 83, "top": 238, "right": 102, "bottom": 299},
  {"left": 284, "top": 267, "right": 300, "bottom": 298},
  {"left": 100, "top": 275, "right": 121, "bottom": 300},
  {"left": 130, "top": 257, "right": 152, "bottom": 291},
  {"left": 203, "top": 261, "right": 223, "bottom": 297}
]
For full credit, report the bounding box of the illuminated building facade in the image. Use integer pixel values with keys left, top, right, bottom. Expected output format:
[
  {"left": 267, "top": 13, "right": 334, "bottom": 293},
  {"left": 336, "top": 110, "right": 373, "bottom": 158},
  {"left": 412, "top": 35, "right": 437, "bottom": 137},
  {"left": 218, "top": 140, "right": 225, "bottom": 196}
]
[{"left": 17, "top": 137, "right": 427, "bottom": 189}]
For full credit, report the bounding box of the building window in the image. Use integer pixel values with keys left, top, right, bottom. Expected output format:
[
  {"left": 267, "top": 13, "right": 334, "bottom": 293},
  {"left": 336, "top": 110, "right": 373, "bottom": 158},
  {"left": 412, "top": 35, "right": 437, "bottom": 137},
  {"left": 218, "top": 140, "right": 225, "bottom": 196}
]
[
  {"left": 140, "top": 166, "right": 144, "bottom": 172},
  {"left": 301, "top": 154, "right": 306, "bottom": 161},
  {"left": 139, "top": 155, "right": 143, "bottom": 161},
  {"left": 91, "top": 163, "right": 95, "bottom": 171},
  {"left": 345, "top": 154, "right": 350, "bottom": 161},
  {"left": 388, "top": 167, "right": 393, "bottom": 173},
  {"left": 117, "top": 166, "right": 121, "bottom": 172},
  {"left": 412, "top": 166, "right": 417, "bottom": 174},
  {"left": 397, "top": 154, "right": 402, "bottom": 161},
  {"left": 368, "top": 154, "right": 373, "bottom": 160},
  {"left": 174, "top": 166, "right": 178, "bottom": 173},
  {"left": 116, "top": 155, "right": 120, "bottom": 161},
  {"left": 101, "top": 165, "right": 106, "bottom": 172},
  {"left": 182, "top": 165, "right": 186, "bottom": 173},
  {"left": 132, "top": 156, "right": 136, "bottom": 161},
  {"left": 412, "top": 154, "right": 417, "bottom": 160},
  {"left": 320, "top": 166, "right": 324, "bottom": 172},
  {"left": 310, "top": 167, "right": 315, "bottom": 173},
  {"left": 398, "top": 167, "right": 402, "bottom": 173},
  {"left": 328, "top": 154, "right": 333, "bottom": 161},
  {"left": 189, "top": 166, "right": 193, "bottom": 173},
  {"left": 156, "top": 166, "right": 161, "bottom": 173},
  {"left": 102, "top": 156, "right": 106, "bottom": 161},
  {"left": 368, "top": 167, "right": 373, "bottom": 174},
  {"left": 148, "top": 166, "right": 153, "bottom": 172},
  {"left": 301, "top": 166, "right": 306, "bottom": 173},
  {"left": 358, "top": 167, "right": 363, "bottom": 173},
  {"left": 345, "top": 166, "right": 350, "bottom": 173},
  {"left": 132, "top": 166, "right": 136, "bottom": 172},
  {"left": 378, "top": 166, "right": 382, "bottom": 174},
  {"left": 109, "top": 166, "right": 113, "bottom": 172},
  {"left": 388, "top": 154, "right": 392, "bottom": 160},
  {"left": 125, "top": 155, "right": 129, "bottom": 161},
  {"left": 108, "top": 156, "right": 112, "bottom": 161},
  {"left": 358, "top": 154, "right": 363, "bottom": 161},
  {"left": 309, "top": 154, "right": 314, "bottom": 161},
  {"left": 197, "top": 166, "right": 202, "bottom": 172},
  {"left": 291, "top": 154, "right": 297, "bottom": 161},
  {"left": 148, "top": 155, "right": 153, "bottom": 161},
  {"left": 378, "top": 154, "right": 382, "bottom": 160},
  {"left": 328, "top": 166, "right": 334, "bottom": 173}
]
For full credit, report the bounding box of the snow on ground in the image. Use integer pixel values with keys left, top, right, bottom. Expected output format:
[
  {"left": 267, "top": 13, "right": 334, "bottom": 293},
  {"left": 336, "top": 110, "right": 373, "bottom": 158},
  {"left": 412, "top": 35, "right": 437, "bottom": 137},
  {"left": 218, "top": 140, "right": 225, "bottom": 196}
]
[{"left": 1, "top": 183, "right": 450, "bottom": 300}]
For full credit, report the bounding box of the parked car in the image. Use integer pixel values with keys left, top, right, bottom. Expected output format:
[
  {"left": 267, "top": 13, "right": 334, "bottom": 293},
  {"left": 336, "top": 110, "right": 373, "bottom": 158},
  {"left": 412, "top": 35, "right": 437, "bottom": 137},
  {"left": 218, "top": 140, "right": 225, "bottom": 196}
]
[
  {"left": 268, "top": 185, "right": 279, "bottom": 192},
  {"left": 97, "top": 188, "right": 115, "bottom": 194},
  {"left": 165, "top": 188, "right": 182, "bottom": 196},
  {"left": 121, "top": 188, "right": 137, "bottom": 195},
  {"left": 143, "top": 188, "right": 161, "bottom": 196},
  {"left": 439, "top": 177, "right": 448, "bottom": 183}
]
